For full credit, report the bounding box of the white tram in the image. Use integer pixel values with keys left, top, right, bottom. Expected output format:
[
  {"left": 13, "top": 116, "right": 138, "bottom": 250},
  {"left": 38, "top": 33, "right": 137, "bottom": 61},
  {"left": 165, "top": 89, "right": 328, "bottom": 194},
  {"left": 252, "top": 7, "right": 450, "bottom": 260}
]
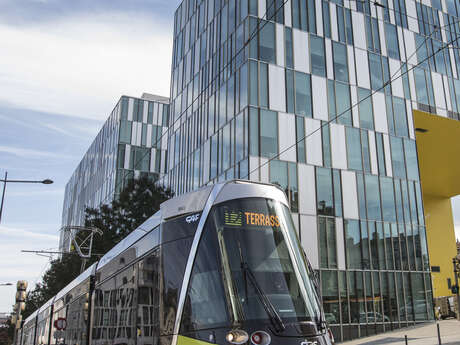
[{"left": 18, "top": 180, "right": 334, "bottom": 345}]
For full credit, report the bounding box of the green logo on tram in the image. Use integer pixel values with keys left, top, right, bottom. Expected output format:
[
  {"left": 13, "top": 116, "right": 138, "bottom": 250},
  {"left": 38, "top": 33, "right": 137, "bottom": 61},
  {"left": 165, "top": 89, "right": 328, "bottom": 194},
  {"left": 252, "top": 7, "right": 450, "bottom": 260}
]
[{"left": 224, "top": 211, "right": 243, "bottom": 226}]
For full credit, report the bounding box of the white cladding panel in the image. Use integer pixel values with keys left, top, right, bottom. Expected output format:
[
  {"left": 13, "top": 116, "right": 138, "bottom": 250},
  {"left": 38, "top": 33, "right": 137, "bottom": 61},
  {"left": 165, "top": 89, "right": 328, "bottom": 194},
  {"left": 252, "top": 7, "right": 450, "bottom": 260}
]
[
  {"left": 342, "top": 170, "right": 359, "bottom": 219},
  {"left": 389, "top": 58, "right": 405, "bottom": 98},
  {"left": 300, "top": 215, "right": 319, "bottom": 269},
  {"left": 336, "top": 218, "right": 346, "bottom": 270},
  {"left": 293, "top": 29, "right": 309, "bottom": 73},
  {"left": 278, "top": 113, "right": 297, "bottom": 162},
  {"left": 330, "top": 123, "right": 348, "bottom": 169},
  {"left": 298, "top": 164, "right": 317, "bottom": 215},
  {"left": 432, "top": 72, "right": 446, "bottom": 110},
  {"left": 276, "top": 24, "right": 285, "bottom": 67},
  {"left": 352, "top": 12, "right": 367, "bottom": 50},
  {"left": 355, "top": 48, "right": 371, "bottom": 89},
  {"left": 373, "top": 92, "right": 389, "bottom": 134},
  {"left": 269, "top": 65, "right": 286, "bottom": 111},
  {"left": 305, "top": 118, "right": 323, "bottom": 166},
  {"left": 312, "top": 75, "right": 329, "bottom": 121}
]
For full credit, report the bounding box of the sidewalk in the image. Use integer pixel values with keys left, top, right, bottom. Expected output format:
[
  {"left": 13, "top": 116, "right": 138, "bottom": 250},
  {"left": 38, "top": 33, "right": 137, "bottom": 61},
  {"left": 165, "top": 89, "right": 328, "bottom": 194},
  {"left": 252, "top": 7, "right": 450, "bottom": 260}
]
[{"left": 340, "top": 319, "right": 460, "bottom": 345}]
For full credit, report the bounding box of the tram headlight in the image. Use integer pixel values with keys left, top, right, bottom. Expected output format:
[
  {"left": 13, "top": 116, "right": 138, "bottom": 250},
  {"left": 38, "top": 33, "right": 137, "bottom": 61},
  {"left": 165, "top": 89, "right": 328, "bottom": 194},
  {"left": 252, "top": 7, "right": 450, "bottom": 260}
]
[
  {"left": 225, "top": 329, "right": 249, "bottom": 344},
  {"left": 250, "top": 331, "right": 271, "bottom": 345}
]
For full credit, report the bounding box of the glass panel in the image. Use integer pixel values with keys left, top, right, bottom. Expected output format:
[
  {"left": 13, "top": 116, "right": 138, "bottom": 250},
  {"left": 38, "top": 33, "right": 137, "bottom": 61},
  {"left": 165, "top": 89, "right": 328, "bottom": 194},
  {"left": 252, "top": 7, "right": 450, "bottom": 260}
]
[
  {"left": 365, "top": 174, "right": 382, "bottom": 221},
  {"left": 344, "top": 220, "right": 362, "bottom": 269},
  {"left": 322, "top": 271, "right": 340, "bottom": 324},
  {"left": 349, "top": 271, "right": 365, "bottom": 323},
  {"left": 259, "top": 20, "right": 276, "bottom": 64},
  {"left": 295, "top": 71, "right": 312, "bottom": 117},
  {"left": 316, "top": 167, "right": 334, "bottom": 216},
  {"left": 358, "top": 88, "right": 374, "bottom": 130},
  {"left": 285, "top": 27, "right": 294, "bottom": 69},
  {"left": 380, "top": 177, "right": 397, "bottom": 222},
  {"left": 385, "top": 23, "right": 400, "bottom": 59},
  {"left": 390, "top": 136, "right": 407, "bottom": 179},
  {"left": 310, "top": 35, "right": 326, "bottom": 77},
  {"left": 333, "top": 41, "right": 349, "bottom": 82},
  {"left": 346, "top": 127, "right": 362, "bottom": 170},
  {"left": 260, "top": 109, "right": 278, "bottom": 158}
]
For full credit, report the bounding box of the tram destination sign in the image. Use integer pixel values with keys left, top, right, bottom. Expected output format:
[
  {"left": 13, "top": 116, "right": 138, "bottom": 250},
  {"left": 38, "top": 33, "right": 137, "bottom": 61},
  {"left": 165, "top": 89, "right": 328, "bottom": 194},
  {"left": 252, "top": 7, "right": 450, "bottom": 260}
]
[{"left": 224, "top": 210, "right": 280, "bottom": 228}]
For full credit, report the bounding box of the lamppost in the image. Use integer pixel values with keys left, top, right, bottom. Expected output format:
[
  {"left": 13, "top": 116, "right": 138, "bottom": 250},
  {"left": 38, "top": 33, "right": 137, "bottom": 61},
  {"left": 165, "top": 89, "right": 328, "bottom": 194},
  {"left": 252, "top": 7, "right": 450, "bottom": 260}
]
[{"left": 0, "top": 171, "right": 53, "bottom": 223}]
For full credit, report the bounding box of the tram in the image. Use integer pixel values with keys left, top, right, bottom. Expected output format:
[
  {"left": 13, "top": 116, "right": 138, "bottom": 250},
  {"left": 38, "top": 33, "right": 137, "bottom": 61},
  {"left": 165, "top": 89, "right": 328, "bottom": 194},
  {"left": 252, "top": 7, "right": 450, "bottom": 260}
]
[{"left": 18, "top": 180, "right": 334, "bottom": 345}]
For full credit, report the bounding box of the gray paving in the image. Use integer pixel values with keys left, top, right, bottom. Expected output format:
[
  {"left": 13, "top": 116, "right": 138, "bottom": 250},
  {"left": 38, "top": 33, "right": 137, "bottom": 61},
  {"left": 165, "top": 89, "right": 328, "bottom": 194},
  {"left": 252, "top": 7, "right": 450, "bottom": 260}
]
[{"left": 340, "top": 319, "right": 460, "bottom": 345}]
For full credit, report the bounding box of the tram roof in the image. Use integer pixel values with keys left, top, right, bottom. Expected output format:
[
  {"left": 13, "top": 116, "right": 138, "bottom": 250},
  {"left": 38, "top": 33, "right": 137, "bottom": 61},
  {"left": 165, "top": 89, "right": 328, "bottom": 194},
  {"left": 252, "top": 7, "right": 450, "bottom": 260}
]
[
  {"left": 96, "top": 211, "right": 162, "bottom": 271},
  {"left": 54, "top": 262, "right": 97, "bottom": 302}
]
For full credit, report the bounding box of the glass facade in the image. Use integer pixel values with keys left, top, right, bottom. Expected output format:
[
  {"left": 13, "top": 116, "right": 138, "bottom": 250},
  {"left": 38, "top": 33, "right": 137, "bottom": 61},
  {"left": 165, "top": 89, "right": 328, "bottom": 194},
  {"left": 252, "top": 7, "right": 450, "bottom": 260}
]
[
  {"left": 60, "top": 94, "right": 169, "bottom": 252},
  {"left": 163, "top": 0, "right": 460, "bottom": 341}
]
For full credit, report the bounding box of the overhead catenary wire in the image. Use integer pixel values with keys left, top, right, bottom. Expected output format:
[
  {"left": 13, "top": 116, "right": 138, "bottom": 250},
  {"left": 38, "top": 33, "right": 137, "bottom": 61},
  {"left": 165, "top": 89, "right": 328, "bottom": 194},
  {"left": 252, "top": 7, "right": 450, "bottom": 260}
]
[
  {"left": 104, "top": 0, "right": 460, "bottom": 202},
  {"left": 242, "top": 30, "right": 460, "bottom": 181},
  {"left": 98, "top": 0, "right": 290, "bottom": 205}
]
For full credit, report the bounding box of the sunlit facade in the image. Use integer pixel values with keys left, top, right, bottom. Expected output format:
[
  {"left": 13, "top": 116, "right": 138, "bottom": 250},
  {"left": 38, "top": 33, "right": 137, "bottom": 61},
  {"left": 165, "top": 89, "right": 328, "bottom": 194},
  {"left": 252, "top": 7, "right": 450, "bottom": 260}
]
[
  {"left": 160, "top": 0, "right": 460, "bottom": 341},
  {"left": 60, "top": 94, "right": 169, "bottom": 252}
]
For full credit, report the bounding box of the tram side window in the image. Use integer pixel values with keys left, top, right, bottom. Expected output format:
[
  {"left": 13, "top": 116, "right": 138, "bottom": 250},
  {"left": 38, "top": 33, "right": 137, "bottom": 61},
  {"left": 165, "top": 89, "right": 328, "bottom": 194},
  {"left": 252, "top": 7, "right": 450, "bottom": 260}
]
[
  {"left": 137, "top": 248, "right": 161, "bottom": 345},
  {"left": 92, "top": 277, "right": 117, "bottom": 344},
  {"left": 114, "top": 264, "right": 137, "bottom": 345},
  {"left": 160, "top": 236, "right": 194, "bottom": 335},
  {"left": 64, "top": 295, "right": 88, "bottom": 345},
  {"left": 180, "top": 221, "right": 230, "bottom": 333}
]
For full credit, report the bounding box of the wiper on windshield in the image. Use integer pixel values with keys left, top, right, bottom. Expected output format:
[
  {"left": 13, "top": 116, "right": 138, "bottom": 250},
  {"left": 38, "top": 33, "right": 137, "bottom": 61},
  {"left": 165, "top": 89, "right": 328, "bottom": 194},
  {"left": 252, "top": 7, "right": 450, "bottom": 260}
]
[{"left": 240, "top": 262, "right": 286, "bottom": 333}]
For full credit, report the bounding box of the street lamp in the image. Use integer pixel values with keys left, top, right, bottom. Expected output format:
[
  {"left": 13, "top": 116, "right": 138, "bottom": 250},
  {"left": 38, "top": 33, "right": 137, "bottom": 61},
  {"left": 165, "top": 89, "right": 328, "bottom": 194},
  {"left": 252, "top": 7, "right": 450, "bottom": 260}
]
[
  {"left": 0, "top": 171, "right": 54, "bottom": 223},
  {"left": 0, "top": 283, "right": 13, "bottom": 286}
]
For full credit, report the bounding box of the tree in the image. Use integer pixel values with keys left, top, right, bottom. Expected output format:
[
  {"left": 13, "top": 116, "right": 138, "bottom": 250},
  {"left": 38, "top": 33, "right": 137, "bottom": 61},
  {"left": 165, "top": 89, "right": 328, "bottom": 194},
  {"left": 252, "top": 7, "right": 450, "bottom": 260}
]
[{"left": 21, "top": 176, "right": 171, "bottom": 319}]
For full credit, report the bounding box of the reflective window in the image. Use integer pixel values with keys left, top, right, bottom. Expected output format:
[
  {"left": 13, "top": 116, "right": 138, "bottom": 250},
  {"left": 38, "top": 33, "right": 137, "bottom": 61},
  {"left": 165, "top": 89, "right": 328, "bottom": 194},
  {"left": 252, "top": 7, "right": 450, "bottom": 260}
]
[
  {"left": 358, "top": 88, "right": 374, "bottom": 130},
  {"left": 344, "top": 219, "right": 362, "bottom": 269},
  {"left": 346, "top": 127, "right": 362, "bottom": 171},
  {"left": 259, "top": 20, "right": 276, "bottom": 64},
  {"left": 270, "top": 160, "right": 298, "bottom": 212},
  {"left": 385, "top": 23, "right": 400, "bottom": 60},
  {"left": 322, "top": 1, "right": 331, "bottom": 38},
  {"left": 365, "top": 174, "right": 381, "bottom": 221},
  {"left": 296, "top": 116, "right": 306, "bottom": 163},
  {"left": 295, "top": 71, "right": 312, "bottom": 117},
  {"left": 316, "top": 167, "right": 334, "bottom": 216},
  {"left": 120, "top": 121, "right": 132, "bottom": 144},
  {"left": 310, "top": 35, "right": 326, "bottom": 77},
  {"left": 404, "top": 139, "right": 419, "bottom": 181},
  {"left": 267, "top": 0, "right": 284, "bottom": 23},
  {"left": 120, "top": 96, "right": 129, "bottom": 120},
  {"left": 333, "top": 42, "right": 348, "bottom": 82},
  {"left": 390, "top": 136, "right": 407, "bottom": 179},
  {"left": 319, "top": 217, "right": 337, "bottom": 269},
  {"left": 260, "top": 109, "right": 278, "bottom": 158},
  {"left": 285, "top": 27, "right": 294, "bottom": 69},
  {"left": 292, "top": 0, "right": 316, "bottom": 32},
  {"left": 321, "top": 270, "right": 340, "bottom": 324},
  {"left": 335, "top": 82, "right": 352, "bottom": 125},
  {"left": 380, "top": 177, "right": 397, "bottom": 222}
]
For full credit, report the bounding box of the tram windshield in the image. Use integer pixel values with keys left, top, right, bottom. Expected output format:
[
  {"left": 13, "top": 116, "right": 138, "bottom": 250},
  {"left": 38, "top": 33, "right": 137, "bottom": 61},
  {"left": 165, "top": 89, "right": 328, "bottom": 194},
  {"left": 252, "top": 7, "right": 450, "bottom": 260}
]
[
  {"left": 181, "top": 197, "right": 322, "bottom": 333},
  {"left": 215, "top": 197, "right": 321, "bottom": 324}
]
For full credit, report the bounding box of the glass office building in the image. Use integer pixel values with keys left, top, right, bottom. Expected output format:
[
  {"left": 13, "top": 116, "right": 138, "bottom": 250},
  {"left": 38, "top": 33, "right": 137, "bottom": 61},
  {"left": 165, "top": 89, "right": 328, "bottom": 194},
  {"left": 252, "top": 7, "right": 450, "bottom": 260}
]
[
  {"left": 162, "top": 0, "right": 460, "bottom": 341},
  {"left": 60, "top": 94, "right": 169, "bottom": 252}
]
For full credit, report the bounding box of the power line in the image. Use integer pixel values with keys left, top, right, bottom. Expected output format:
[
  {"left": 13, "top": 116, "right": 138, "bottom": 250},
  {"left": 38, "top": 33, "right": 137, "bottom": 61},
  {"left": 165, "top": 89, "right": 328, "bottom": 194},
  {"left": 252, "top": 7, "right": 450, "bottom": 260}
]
[
  {"left": 101, "top": 0, "right": 459, "bottom": 203},
  {"left": 242, "top": 31, "right": 460, "bottom": 180},
  {"left": 98, "top": 0, "right": 290, "bottom": 205}
]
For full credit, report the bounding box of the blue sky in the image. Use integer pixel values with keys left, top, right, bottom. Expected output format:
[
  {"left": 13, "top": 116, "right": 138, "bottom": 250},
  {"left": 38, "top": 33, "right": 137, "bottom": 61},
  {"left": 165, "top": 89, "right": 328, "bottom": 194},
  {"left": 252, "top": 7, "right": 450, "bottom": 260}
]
[
  {"left": 0, "top": 0, "right": 177, "bottom": 311},
  {"left": 0, "top": 0, "right": 459, "bottom": 313}
]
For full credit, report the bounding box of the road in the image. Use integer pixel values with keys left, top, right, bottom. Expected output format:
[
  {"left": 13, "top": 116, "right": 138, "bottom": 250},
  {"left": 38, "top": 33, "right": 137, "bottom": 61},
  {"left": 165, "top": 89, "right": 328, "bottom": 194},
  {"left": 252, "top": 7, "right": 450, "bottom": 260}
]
[{"left": 340, "top": 319, "right": 460, "bottom": 344}]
